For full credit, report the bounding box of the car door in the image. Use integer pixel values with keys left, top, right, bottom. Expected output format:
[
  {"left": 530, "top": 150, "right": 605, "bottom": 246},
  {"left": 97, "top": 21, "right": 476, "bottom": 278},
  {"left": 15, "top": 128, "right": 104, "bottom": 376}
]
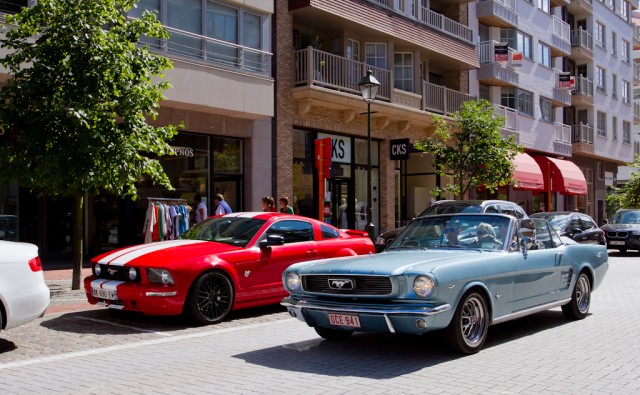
[
  {"left": 579, "top": 214, "right": 601, "bottom": 244},
  {"left": 252, "top": 219, "right": 319, "bottom": 299},
  {"left": 512, "top": 219, "right": 569, "bottom": 311}
]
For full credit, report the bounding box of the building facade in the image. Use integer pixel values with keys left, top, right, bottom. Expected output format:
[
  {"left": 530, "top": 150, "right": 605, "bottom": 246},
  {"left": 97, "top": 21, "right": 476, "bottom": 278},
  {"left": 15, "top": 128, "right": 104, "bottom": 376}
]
[{"left": 0, "top": 0, "right": 274, "bottom": 257}]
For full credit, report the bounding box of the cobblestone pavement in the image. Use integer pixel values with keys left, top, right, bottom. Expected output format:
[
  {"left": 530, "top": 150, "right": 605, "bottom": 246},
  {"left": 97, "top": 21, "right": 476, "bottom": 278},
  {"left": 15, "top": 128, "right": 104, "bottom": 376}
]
[{"left": 0, "top": 252, "right": 639, "bottom": 394}]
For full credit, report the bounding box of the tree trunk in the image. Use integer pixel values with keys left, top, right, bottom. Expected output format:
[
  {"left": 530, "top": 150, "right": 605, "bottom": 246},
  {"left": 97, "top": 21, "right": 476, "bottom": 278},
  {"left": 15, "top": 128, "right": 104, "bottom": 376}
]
[{"left": 71, "top": 193, "right": 84, "bottom": 290}]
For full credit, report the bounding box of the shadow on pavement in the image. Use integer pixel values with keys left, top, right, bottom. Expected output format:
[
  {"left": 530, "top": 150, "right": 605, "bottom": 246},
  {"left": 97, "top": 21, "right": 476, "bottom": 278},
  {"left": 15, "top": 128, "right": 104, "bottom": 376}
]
[
  {"left": 0, "top": 339, "right": 17, "bottom": 354},
  {"left": 233, "top": 309, "right": 574, "bottom": 378},
  {"left": 40, "top": 304, "right": 288, "bottom": 336}
]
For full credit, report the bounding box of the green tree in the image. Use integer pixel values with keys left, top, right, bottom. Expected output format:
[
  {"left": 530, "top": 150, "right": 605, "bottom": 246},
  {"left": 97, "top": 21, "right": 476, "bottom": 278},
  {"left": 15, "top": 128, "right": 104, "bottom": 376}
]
[
  {"left": 414, "top": 99, "right": 523, "bottom": 200},
  {"left": 0, "top": 0, "right": 179, "bottom": 289},
  {"left": 606, "top": 156, "right": 640, "bottom": 212}
]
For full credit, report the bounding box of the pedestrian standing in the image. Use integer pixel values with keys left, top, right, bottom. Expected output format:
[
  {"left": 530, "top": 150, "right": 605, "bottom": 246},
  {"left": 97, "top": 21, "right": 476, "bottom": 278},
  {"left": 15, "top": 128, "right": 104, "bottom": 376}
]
[
  {"left": 194, "top": 194, "right": 208, "bottom": 224},
  {"left": 279, "top": 196, "right": 294, "bottom": 214},
  {"left": 262, "top": 196, "right": 277, "bottom": 212},
  {"left": 213, "top": 193, "right": 232, "bottom": 215}
]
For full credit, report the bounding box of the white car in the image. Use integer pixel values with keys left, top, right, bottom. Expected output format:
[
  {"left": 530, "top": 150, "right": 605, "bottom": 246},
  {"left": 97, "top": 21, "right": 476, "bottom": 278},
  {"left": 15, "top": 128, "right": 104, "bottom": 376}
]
[{"left": 0, "top": 241, "right": 50, "bottom": 334}]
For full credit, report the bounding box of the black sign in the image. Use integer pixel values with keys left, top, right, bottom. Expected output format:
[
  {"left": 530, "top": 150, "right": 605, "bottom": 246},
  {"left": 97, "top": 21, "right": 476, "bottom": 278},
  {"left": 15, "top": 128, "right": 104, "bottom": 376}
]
[
  {"left": 494, "top": 44, "right": 508, "bottom": 62},
  {"left": 390, "top": 138, "right": 410, "bottom": 160}
]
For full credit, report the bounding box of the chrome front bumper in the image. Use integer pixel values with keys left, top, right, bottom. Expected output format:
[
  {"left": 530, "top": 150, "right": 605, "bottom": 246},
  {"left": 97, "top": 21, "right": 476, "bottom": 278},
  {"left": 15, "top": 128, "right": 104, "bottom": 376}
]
[{"left": 281, "top": 297, "right": 451, "bottom": 334}]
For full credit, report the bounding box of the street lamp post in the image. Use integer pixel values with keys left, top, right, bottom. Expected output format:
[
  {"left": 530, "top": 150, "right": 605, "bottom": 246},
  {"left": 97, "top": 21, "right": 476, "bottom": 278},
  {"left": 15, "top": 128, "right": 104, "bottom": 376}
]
[{"left": 358, "top": 69, "right": 380, "bottom": 241}]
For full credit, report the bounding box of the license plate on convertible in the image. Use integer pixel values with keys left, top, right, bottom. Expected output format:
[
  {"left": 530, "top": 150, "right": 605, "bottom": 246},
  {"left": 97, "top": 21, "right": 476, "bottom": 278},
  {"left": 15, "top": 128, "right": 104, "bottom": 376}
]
[
  {"left": 328, "top": 313, "right": 360, "bottom": 328},
  {"left": 92, "top": 286, "right": 118, "bottom": 300}
]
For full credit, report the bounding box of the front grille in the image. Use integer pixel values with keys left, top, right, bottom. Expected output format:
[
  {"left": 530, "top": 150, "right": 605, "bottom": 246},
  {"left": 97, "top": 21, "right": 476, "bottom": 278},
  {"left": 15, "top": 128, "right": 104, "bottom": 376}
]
[
  {"left": 94, "top": 264, "right": 141, "bottom": 282},
  {"left": 607, "top": 231, "right": 629, "bottom": 239},
  {"left": 302, "top": 275, "right": 392, "bottom": 295}
]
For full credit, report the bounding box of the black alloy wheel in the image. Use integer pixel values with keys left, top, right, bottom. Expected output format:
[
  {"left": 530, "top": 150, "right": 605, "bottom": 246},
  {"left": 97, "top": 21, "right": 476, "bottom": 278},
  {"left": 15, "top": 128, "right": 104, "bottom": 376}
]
[{"left": 184, "top": 271, "right": 234, "bottom": 325}]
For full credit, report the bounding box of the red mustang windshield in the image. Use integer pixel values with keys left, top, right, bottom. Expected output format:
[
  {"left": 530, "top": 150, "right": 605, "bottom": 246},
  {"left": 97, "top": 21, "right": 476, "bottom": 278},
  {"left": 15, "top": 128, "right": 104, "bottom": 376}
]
[{"left": 179, "top": 217, "right": 266, "bottom": 247}]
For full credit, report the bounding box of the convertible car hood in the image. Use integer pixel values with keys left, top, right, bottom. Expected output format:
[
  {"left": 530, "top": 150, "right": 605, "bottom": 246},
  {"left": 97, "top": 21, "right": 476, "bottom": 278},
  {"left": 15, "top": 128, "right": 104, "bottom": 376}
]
[
  {"left": 295, "top": 249, "right": 489, "bottom": 276},
  {"left": 93, "top": 239, "right": 241, "bottom": 267}
]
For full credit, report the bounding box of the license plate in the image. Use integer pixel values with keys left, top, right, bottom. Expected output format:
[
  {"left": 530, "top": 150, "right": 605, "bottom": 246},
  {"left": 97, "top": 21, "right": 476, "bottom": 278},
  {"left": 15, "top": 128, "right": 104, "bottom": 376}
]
[
  {"left": 610, "top": 241, "right": 626, "bottom": 246},
  {"left": 92, "top": 286, "right": 118, "bottom": 300},
  {"left": 328, "top": 313, "right": 360, "bottom": 328}
]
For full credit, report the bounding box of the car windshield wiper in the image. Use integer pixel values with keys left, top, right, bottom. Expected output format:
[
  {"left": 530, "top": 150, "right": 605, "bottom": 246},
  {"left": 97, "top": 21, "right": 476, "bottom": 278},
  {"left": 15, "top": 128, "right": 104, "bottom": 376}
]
[{"left": 432, "top": 244, "right": 473, "bottom": 249}]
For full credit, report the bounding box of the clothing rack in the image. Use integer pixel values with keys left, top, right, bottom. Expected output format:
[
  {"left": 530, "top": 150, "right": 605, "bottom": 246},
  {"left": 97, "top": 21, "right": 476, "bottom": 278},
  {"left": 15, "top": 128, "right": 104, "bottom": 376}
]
[{"left": 148, "top": 197, "right": 188, "bottom": 205}]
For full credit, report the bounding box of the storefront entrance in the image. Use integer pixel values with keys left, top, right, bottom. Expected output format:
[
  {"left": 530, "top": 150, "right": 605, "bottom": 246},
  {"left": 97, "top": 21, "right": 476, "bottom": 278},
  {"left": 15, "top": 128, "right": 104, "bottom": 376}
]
[{"left": 330, "top": 178, "right": 354, "bottom": 230}]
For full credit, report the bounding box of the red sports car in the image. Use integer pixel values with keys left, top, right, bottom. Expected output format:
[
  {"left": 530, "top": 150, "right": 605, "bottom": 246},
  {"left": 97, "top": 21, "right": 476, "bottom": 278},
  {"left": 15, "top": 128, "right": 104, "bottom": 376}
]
[{"left": 84, "top": 212, "right": 374, "bottom": 324}]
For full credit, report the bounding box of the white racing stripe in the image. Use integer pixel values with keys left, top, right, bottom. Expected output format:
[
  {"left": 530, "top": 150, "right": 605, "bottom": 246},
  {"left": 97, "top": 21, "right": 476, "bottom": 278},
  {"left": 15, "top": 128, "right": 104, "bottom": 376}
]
[
  {"left": 102, "top": 239, "right": 207, "bottom": 266},
  {"left": 0, "top": 318, "right": 293, "bottom": 370}
]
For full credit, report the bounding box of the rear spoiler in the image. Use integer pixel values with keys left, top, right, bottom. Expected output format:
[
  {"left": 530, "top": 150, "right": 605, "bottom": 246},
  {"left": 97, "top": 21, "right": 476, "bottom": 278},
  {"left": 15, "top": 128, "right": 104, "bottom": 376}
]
[{"left": 344, "top": 229, "right": 370, "bottom": 237}]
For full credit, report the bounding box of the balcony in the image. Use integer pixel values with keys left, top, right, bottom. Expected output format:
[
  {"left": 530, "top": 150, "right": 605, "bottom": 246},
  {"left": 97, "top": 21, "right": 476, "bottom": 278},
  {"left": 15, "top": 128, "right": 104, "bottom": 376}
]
[
  {"left": 494, "top": 104, "right": 518, "bottom": 142},
  {"left": 635, "top": 99, "right": 640, "bottom": 125},
  {"left": 571, "top": 76, "right": 594, "bottom": 107},
  {"left": 634, "top": 23, "right": 640, "bottom": 48},
  {"left": 554, "top": 122, "right": 573, "bottom": 157},
  {"left": 368, "top": 0, "right": 473, "bottom": 43},
  {"left": 477, "top": 41, "right": 519, "bottom": 86},
  {"left": 570, "top": 29, "right": 593, "bottom": 61},
  {"left": 147, "top": 26, "right": 271, "bottom": 77},
  {"left": 571, "top": 123, "right": 595, "bottom": 156},
  {"left": 550, "top": 0, "right": 570, "bottom": 6},
  {"left": 552, "top": 87, "right": 572, "bottom": 107},
  {"left": 476, "top": 0, "right": 518, "bottom": 28},
  {"left": 567, "top": 0, "right": 593, "bottom": 15},
  {"left": 292, "top": 47, "right": 475, "bottom": 120},
  {"left": 634, "top": 63, "right": 640, "bottom": 85},
  {"left": 551, "top": 16, "right": 571, "bottom": 56}
]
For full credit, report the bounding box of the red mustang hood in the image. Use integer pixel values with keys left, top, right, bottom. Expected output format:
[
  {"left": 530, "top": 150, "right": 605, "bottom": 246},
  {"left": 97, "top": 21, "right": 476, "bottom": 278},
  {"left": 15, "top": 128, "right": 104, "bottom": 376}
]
[{"left": 93, "top": 239, "right": 240, "bottom": 268}]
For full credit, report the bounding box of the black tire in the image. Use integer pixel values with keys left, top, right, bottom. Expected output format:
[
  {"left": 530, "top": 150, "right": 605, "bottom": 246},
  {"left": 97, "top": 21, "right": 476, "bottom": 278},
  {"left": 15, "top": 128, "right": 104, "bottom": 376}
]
[
  {"left": 184, "top": 271, "right": 234, "bottom": 325},
  {"left": 447, "top": 291, "right": 489, "bottom": 355},
  {"left": 314, "top": 326, "right": 353, "bottom": 340},
  {"left": 562, "top": 272, "right": 591, "bottom": 320}
]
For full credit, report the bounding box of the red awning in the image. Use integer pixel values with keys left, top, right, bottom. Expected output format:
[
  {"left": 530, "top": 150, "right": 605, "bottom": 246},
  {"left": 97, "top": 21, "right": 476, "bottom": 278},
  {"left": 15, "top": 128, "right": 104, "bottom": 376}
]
[
  {"left": 532, "top": 155, "right": 587, "bottom": 195},
  {"left": 512, "top": 153, "right": 544, "bottom": 191}
]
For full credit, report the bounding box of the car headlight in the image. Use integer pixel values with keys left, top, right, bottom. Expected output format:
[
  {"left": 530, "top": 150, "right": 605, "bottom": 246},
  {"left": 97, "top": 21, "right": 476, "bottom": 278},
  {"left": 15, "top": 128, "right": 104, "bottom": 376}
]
[
  {"left": 128, "top": 267, "right": 139, "bottom": 281},
  {"left": 413, "top": 275, "right": 435, "bottom": 298},
  {"left": 147, "top": 268, "right": 174, "bottom": 285},
  {"left": 285, "top": 272, "right": 301, "bottom": 292},
  {"left": 94, "top": 264, "right": 102, "bottom": 277}
]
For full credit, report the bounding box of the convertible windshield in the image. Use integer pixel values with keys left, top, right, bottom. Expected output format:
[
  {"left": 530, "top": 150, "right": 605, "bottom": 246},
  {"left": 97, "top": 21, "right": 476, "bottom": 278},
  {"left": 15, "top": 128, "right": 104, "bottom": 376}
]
[
  {"left": 387, "top": 214, "right": 512, "bottom": 251},
  {"left": 610, "top": 211, "right": 640, "bottom": 224},
  {"left": 533, "top": 214, "right": 569, "bottom": 232},
  {"left": 179, "top": 217, "right": 266, "bottom": 247}
]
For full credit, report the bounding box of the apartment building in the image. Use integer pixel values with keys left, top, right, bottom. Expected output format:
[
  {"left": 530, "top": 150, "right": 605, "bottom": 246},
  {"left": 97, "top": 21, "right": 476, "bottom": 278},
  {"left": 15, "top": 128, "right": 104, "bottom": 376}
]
[
  {"left": 275, "top": 0, "right": 478, "bottom": 235},
  {"left": 0, "top": 0, "right": 274, "bottom": 256},
  {"left": 470, "top": 0, "right": 636, "bottom": 224}
]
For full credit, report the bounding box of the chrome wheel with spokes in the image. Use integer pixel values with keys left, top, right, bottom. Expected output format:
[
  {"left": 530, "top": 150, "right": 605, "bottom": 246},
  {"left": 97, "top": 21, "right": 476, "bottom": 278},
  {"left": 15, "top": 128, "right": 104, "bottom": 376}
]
[
  {"left": 562, "top": 272, "right": 591, "bottom": 320},
  {"left": 447, "top": 291, "right": 488, "bottom": 355}
]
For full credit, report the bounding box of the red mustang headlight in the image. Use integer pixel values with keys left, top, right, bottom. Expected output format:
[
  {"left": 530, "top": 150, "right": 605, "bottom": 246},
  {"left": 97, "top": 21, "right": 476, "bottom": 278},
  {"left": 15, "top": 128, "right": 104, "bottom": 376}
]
[{"left": 147, "top": 268, "right": 174, "bottom": 285}]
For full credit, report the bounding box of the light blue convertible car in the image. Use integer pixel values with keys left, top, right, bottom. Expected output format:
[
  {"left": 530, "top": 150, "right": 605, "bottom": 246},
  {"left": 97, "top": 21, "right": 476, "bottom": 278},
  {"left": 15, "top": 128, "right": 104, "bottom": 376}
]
[{"left": 281, "top": 213, "right": 608, "bottom": 354}]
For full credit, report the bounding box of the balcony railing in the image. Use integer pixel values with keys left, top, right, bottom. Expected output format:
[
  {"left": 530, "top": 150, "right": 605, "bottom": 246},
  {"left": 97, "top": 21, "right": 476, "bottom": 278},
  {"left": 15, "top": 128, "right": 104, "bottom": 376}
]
[
  {"left": 494, "top": 104, "right": 517, "bottom": 131},
  {"left": 142, "top": 25, "right": 272, "bottom": 76},
  {"left": 477, "top": 40, "right": 517, "bottom": 67},
  {"left": 554, "top": 122, "right": 573, "bottom": 156},
  {"left": 555, "top": 122, "right": 572, "bottom": 144},
  {"left": 634, "top": 99, "right": 640, "bottom": 119},
  {"left": 553, "top": 16, "right": 571, "bottom": 45},
  {"left": 571, "top": 29, "right": 593, "bottom": 51},
  {"left": 573, "top": 76, "right": 594, "bottom": 97},
  {"left": 477, "top": 0, "right": 518, "bottom": 28},
  {"left": 634, "top": 63, "right": 640, "bottom": 83},
  {"left": 293, "top": 47, "right": 474, "bottom": 115},
  {"left": 634, "top": 24, "right": 640, "bottom": 44},
  {"left": 368, "top": 0, "right": 473, "bottom": 43},
  {"left": 572, "top": 123, "right": 594, "bottom": 144},
  {"left": 423, "top": 82, "right": 476, "bottom": 115}
]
